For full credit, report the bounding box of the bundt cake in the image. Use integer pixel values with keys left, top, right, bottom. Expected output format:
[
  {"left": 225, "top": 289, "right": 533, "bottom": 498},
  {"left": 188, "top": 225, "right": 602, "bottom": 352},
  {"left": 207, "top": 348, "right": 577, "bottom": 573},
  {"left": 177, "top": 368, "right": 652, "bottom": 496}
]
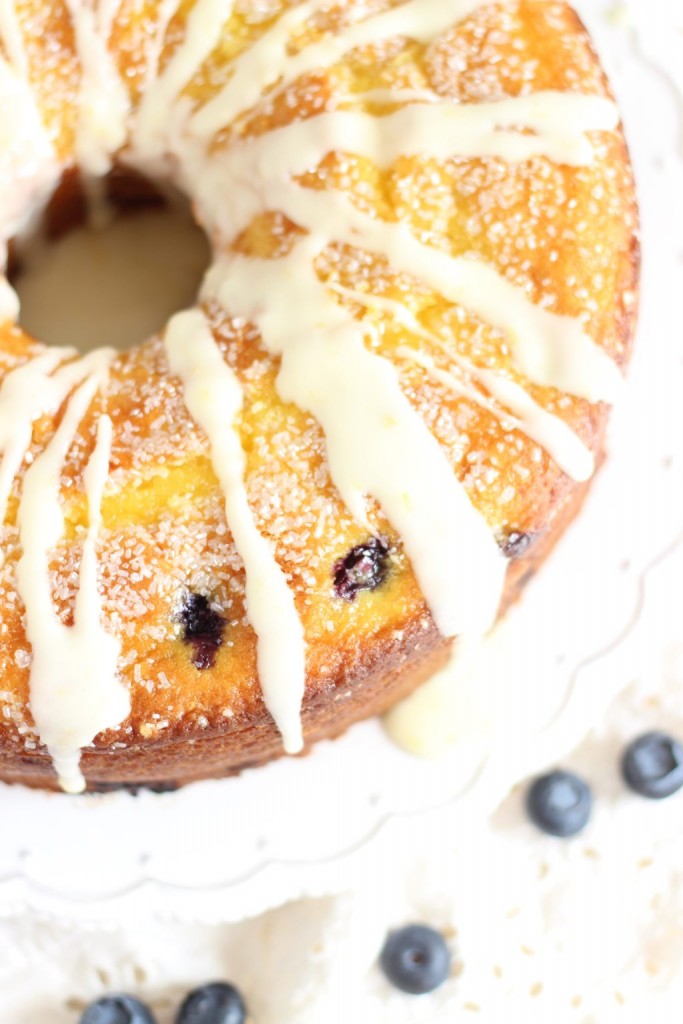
[{"left": 0, "top": 0, "right": 638, "bottom": 792}]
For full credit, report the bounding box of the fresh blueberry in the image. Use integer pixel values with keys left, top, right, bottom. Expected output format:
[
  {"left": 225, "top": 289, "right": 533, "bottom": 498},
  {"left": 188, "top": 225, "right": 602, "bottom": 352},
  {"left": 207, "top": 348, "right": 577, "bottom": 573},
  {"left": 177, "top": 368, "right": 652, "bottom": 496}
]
[
  {"left": 621, "top": 731, "right": 683, "bottom": 799},
  {"left": 380, "top": 924, "right": 451, "bottom": 995},
  {"left": 179, "top": 592, "right": 226, "bottom": 670},
  {"left": 176, "top": 982, "right": 246, "bottom": 1024},
  {"left": 499, "top": 530, "right": 537, "bottom": 560},
  {"left": 333, "top": 537, "right": 390, "bottom": 601},
  {"left": 526, "top": 769, "right": 592, "bottom": 837},
  {"left": 80, "top": 995, "right": 156, "bottom": 1024}
]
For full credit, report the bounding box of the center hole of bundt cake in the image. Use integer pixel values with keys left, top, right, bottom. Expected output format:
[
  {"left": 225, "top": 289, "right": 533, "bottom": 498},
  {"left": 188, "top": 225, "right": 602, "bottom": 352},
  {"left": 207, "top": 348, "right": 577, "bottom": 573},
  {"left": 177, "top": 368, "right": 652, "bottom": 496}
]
[{"left": 11, "top": 168, "right": 211, "bottom": 353}]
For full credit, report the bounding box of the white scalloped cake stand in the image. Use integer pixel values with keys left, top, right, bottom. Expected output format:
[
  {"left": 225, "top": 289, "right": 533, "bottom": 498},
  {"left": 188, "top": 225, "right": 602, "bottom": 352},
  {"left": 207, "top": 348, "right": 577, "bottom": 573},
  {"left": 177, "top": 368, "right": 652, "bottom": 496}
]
[{"left": 0, "top": 0, "right": 681, "bottom": 926}]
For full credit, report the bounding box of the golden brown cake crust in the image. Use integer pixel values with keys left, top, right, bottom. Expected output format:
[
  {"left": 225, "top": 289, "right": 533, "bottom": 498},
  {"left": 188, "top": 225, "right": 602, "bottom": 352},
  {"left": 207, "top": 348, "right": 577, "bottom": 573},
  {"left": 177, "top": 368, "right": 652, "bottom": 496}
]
[{"left": 0, "top": 0, "right": 639, "bottom": 790}]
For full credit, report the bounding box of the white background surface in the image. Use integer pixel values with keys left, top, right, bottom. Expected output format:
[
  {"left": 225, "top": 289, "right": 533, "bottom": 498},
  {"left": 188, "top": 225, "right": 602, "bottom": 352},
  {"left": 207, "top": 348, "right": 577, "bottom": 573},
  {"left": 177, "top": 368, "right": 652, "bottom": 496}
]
[{"left": 1, "top": 1, "right": 683, "bottom": 1020}]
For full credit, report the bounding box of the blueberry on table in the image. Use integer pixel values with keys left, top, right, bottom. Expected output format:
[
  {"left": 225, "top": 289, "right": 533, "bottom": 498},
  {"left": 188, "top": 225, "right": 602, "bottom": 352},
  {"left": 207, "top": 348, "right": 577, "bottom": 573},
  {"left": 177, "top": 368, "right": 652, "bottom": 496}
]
[
  {"left": 80, "top": 995, "right": 156, "bottom": 1024},
  {"left": 380, "top": 924, "right": 451, "bottom": 995},
  {"left": 526, "top": 769, "right": 592, "bottom": 837},
  {"left": 176, "top": 982, "right": 246, "bottom": 1024},
  {"left": 621, "top": 731, "right": 683, "bottom": 799}
]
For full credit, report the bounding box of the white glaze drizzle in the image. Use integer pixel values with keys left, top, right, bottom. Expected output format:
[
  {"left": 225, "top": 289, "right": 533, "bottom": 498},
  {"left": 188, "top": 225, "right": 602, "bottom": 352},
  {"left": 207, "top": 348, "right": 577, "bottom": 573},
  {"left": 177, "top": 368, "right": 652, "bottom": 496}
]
[
  {"left": 133, "top": 0, "right": 234, "bottom": 170},
  {"left": 64, "top": 0, "right": 130, "bottom": 175},
  {"left": 187, "top": 92, "right": 618, "bottom": 249},
  {"left": 0, "top": 347, "right": 105, "bottom": 531},
  {"left": 142, "top": 0, "right": 184, "bottom": 91},
  {"left": 190, "top": 0, "right": 324, "bottom": 135},
  {"left": 205, "top": 92, "right": 619, "bottom": 168},
  {"left": 16, "top": 351, "right": 127, "bottom": 793},
  {"left": 399, "top": 347, "right": 594, "bottom": 482},
  {"left": 164, "top": 309, "right": 306, "bottom": 752},
  {"left": 329, "top": 283, "right": 594, "bottom": 481},
  {"left": 0, "top": 0, "right": 29, "bottom": 79},
  {"left": 0, "top": 58, "right": 59, "bottom": 239},
  {"left": 472, "top": 366, "right": 595, "bottom": 482},
  {"left": 0, "top": 277, "right": 19, "bottom": 324},
  {"left": 204, "top": 239, "right": 506, "bottom": 637},
  {"left": 184, "top": 86, "right": 621, "bottom": 403},
  {"left": 192, "top": 0, "right": 490, "bottom": 136},
  {"left": 255, "top": 180, "right": 623, "bottom": 404}
]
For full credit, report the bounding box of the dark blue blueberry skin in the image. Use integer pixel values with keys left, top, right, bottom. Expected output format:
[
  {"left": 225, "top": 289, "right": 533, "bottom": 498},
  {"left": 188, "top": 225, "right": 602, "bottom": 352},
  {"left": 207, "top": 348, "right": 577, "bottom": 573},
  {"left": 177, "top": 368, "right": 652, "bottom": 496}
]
[
  {"left": 526, "top": 770, "right": 592, "bottom": 837},
  {"left": 380, "top": 924, "right": 451, "bottom": 995},
  {"left": 622, "top": 731, "right": 683, "bottom": 799},
  {"left": 175, "top": 982, "right": 246, "bottom": 1024},
  {"left": 333, "top": 537, "right": 390, "bottom": 601},
  {"left": 80, "top": 995, "right": 156, "bottom": 1024},
  {"left": 499, "top": 530, "right": 537, "bottom": 560},
  {"left": 179, "top": 592, "right": 226, "bottom": 670}
]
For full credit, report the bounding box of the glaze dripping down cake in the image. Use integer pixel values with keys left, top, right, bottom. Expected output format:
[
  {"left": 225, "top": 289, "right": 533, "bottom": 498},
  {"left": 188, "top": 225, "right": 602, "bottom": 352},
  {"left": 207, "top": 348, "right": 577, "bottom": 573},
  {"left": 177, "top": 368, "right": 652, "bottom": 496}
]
[{"left": 0, "top": 0, "right": 638, "bottom": 791}]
